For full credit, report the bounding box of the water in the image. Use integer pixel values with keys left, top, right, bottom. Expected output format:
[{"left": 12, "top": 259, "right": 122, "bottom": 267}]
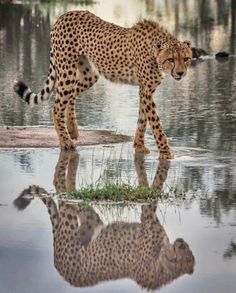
[{"left": 0, "top": 1, "right": 236, "bottom": 292}]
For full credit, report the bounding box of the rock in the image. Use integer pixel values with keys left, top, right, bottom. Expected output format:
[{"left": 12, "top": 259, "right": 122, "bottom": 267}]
[
  {"left": 215, "top": 51, "right": 229, "bottom": 58},
  {"left": 0, "top": 126, "right": 131, "bottom": 148},
  {"left": 191, "top": 47, "right": 208, "bottom": 59}
]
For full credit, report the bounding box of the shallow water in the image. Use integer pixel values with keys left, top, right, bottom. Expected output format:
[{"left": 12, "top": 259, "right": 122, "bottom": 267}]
[
  {"left": 0, "top": 0, "right": 236, "bottom": 292},
  {"left": 0, "top": 146, "right": 236, "bottom": 293}
]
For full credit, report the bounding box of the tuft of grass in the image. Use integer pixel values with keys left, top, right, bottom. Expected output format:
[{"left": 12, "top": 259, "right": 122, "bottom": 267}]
[{"left": 69, "top": 182, "right": 163, "bottom": 202}]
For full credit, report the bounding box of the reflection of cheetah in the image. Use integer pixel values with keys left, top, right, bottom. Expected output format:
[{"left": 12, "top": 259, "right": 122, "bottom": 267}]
[
  {"left": 49, "top": 201, "right": 195, "bottom": 290},
  {"left": 14, "top": 11, "right": 192, "bottom": 158},
  {"left": 15, "top": 196, "right": 195, "bottom": 290},
  {"left": 14, "top": 151, "right": 194, "bottom": 290}
]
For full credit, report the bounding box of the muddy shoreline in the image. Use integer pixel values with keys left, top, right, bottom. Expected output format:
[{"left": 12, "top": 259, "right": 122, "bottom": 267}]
[{"left": 0, "top": 126, "right": 131, "bottom": 148}]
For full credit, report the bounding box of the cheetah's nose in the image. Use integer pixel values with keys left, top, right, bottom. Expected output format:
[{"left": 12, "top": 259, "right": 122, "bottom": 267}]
[{"left": 176, "top": 71, "right": 184, "bottom": 77}]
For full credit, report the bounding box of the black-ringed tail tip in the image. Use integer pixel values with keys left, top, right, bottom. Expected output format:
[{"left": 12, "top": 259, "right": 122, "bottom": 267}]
[
  {"left": 13, "top": 80, "right": 31, "bottom": 104},
  {"left": 13, "top": 74, "right": 55, "bottom": 106}
]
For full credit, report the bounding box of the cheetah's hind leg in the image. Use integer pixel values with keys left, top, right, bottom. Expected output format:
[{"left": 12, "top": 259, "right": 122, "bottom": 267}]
[
  {"left": 65, "top": 54, "right": 99, "bottom": 141},
  {"left": 66, "top": 100, "right": 79, "bottom": 140}
]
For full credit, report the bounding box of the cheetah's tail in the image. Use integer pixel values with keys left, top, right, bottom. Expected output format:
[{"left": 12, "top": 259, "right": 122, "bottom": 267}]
[{"left": 13, "top": 58, "right": 56, "bottom": 106}]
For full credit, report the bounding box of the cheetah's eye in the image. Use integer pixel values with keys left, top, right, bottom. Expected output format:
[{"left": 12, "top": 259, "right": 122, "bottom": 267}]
[
  {"left": 184, "top": 57, "right": 191, "bottom": 62},
  {"left": 167, "top": 58, "right": 174, "bottom": 63}
]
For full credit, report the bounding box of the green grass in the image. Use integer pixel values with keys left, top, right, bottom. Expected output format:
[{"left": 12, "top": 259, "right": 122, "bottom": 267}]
[{"left": 69, "top": 182, "right": 163, "bottom": 202}]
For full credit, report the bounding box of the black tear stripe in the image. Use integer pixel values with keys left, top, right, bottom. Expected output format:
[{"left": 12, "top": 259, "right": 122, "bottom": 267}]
[{"left": 171, "top": 60, "right": 176, "bottom": 76}]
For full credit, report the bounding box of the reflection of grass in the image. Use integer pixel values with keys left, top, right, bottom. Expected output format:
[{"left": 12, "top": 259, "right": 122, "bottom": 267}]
[
  {"left": 69, "top": 183, "right": 163, "bottom": 202},
  {"left": 67, "top": 147, "right": 188, "bottom": 203}
]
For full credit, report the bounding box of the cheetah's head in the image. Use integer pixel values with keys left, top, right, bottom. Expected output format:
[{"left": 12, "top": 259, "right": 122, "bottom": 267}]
[
  {"left": 171, "top": 238, "right": 195, "bottom": 273},
  {"left": 155, "top": 40, "right": 192, "bottom": 81}
]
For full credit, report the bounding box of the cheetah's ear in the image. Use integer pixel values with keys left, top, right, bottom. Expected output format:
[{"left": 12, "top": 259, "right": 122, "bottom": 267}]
[{"left": 183, "top": 40, "right": 191, "bottom": 48}]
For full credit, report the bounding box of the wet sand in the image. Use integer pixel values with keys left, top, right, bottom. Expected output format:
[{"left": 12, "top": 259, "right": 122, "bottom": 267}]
[{"left": 0, "top": 126, "right": 130, "bottom": 148}]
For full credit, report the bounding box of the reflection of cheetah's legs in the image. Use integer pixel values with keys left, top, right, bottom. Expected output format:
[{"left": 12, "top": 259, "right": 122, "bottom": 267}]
[
  {"left": 53, "top": 150, "right": 79, "bottom": 193},
  {"left": 134, "top": 152, "right": 170, "bottom": 191},
  {"left": 151, "top": 159, "right": 170, "bottom": 190}
]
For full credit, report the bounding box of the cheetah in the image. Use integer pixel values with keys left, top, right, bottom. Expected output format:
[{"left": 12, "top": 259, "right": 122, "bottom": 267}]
[{"left": 14, "top": 11, "right": 192, "bottom": 159}]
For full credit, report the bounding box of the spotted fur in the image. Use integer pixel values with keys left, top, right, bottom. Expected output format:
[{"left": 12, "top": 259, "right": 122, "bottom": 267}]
[{"left": 14, "top": 11, "right": 192, "bottom": 158}]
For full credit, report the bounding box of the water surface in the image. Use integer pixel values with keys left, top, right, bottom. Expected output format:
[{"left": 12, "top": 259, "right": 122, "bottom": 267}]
[{"left": 0, "top": 1, "right": 236, "bottom": 293}]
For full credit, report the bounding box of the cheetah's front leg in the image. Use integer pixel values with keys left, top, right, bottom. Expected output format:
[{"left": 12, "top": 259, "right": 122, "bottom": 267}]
[
  {"left": 134, "top": 99, "right": 150, "bottom": 154},
  {"left": 134, "top": 86, "right": 174, "bottom": 159}
]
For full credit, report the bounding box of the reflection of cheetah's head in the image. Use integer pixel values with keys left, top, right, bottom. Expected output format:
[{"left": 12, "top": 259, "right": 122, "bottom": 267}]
[
  {"left": 172, "top": 238, "right": 195, "bottom": 274},
  {"left": 154, "top": 41, "right": 192, "bottom": 81},
  {"left": 136, "top": 237, "right": 195, "bottom": 290}
]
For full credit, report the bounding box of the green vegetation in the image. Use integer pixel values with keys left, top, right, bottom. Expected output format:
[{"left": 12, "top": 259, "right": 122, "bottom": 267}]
[{"left": 69, "top": 182, "right": 163, "bottom": 202}]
